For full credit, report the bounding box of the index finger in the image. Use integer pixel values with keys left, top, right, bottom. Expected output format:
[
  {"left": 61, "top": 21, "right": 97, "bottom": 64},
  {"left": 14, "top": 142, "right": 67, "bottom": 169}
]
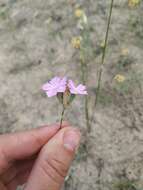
[{"left": 0, "top": 123, "right": 69, "bottom": 173}]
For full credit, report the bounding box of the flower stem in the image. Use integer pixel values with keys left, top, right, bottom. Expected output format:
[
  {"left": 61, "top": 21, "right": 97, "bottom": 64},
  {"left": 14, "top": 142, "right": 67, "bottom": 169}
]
[
  {"left": 60, "top": 107, "right": 65, "bottom": 128},
  {"left": 80, "top": 49, "right": 90, "bottom": 132},
  {"left": 91, "top": 0, "right": 114, "bottom": 124}
]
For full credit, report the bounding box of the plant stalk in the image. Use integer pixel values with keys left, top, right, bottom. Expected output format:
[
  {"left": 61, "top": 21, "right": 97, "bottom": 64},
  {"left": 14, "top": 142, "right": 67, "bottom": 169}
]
[
  {"left": 60, "top": 107, "right": 65, "bottom": 128},
  {"left": 90, "top": 0, "right": 114, "bottom": 125},
  {"left": 80, "top": 50, "right": 90, "bottom": 132}
]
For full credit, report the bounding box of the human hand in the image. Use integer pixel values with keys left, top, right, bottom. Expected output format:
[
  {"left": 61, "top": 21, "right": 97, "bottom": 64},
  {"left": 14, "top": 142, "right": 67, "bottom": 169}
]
[{"left": 0, "top": 123, "right": 81, "bottom": 190}]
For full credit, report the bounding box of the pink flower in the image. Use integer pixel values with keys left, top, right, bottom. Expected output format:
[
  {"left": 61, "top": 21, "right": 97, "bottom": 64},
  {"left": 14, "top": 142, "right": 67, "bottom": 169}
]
[
  {"left": 42, "top": 77, "right": 87, "bottom": 97},
  {"left": 42, "top": 77, "right": 67, "bottom": 97},
  {"left": 68, "top": 80, "right": 87, "bottom": 95}
]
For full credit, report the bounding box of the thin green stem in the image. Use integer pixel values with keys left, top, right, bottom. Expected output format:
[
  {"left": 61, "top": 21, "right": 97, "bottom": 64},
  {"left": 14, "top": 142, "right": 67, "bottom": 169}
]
[
  {"left": 60, "top": 107, "right": 65, "bottom": 128},
  {"left": 85, "top": 96, "right": 90, "bottom": 132},
  {"left": 91, "top": 0, "right": 114, "bottom": 124},
  {"left": 80, "top": 49, "right": 90, "bottom": 132},
  {"left": 101, "top": 0, "right": 114, "bottom": 66}
]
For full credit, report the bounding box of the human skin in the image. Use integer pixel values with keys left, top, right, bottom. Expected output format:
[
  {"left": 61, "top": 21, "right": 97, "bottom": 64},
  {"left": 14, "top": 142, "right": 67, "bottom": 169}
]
[{"left": 0, "top": 123, "right": 81, "bottom": 190}]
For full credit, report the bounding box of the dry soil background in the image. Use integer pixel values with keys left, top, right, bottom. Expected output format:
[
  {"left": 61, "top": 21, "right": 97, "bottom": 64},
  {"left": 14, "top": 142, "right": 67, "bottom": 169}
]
[{"left": 0, "top": 0, "right": 143, "bottom": 190}]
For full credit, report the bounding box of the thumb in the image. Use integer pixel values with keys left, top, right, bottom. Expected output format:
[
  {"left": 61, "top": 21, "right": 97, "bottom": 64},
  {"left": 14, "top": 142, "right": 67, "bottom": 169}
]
[{"left": 25, "top": 127, "right": 81, "bottom": 190}]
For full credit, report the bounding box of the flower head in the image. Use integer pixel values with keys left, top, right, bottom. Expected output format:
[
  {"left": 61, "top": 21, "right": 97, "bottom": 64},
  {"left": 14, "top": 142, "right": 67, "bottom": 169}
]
[
  {"left": 71, "top": 36, "right": 82, "bottom": 49},
  {"left": 42, "top": 77, "right": 87, "bottom": 96},
  {"left": 114, "top": 74, "right": 126, "bottom": 83},
  {"left": 42, "top": 77, "right": 67, "bottom": 97},
  {"left": 68, "top": 80, "right": 87, "bottom": 95},
  {"left": 128, "top": 0, "right": 140, "bottom": 7},
  {"left": 42, "top": 77, "right": 87, "bottom": 108},
  {"left": 100, "top": 41, "right": 106, "bottom": 48},
  {"left": 75, "top": 8, "right": 84, "bottom": 18}
]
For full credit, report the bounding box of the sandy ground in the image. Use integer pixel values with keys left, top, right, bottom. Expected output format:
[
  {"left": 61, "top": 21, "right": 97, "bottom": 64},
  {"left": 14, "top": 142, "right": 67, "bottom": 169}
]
[{"left": 0, "top": 0, "right": 143, "bottom": 189}]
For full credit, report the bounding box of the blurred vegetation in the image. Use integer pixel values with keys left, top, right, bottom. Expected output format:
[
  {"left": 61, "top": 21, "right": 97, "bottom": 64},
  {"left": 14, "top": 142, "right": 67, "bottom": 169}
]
[{"left": 112, "top": 180, "right": 143, "bottom": 190}]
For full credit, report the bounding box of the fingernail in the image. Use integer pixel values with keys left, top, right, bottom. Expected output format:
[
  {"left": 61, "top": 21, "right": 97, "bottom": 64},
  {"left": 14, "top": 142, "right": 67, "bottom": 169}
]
[{"left": 63, "top": 129, "right": 81, "bottom": 151}]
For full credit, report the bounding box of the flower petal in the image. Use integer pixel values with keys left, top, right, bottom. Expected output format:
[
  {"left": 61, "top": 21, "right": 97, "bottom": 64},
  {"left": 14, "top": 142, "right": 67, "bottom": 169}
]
[
  {"left": 58, "top": 77, "right": 67, "bottom": 92},
  {"left": 77, "top": 84, "right": 86, "bottom": 91},
  {"left": 42, "top": 83, "right": 51, "bottom": 91},
  {"left": 46, "top": 90, "right": 57, "bottom": 97},
  {"left": 42, "top": 76, "right": 67, "bottom": 97},
  {"left": 49, "top": 76, "right": 61, "bottom": 85},
  {"left": 68, "top": 80, "right": 87, "bottom": 95}
]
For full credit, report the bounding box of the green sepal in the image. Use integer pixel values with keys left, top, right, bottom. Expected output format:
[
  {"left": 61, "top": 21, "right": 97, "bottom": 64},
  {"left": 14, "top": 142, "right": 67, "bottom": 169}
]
[
  {"left": 69, "top": 94, "right": 76, "bottom": 105},
  {"left": 57, "top": 93, "right": 76, "bottom": 108}
]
